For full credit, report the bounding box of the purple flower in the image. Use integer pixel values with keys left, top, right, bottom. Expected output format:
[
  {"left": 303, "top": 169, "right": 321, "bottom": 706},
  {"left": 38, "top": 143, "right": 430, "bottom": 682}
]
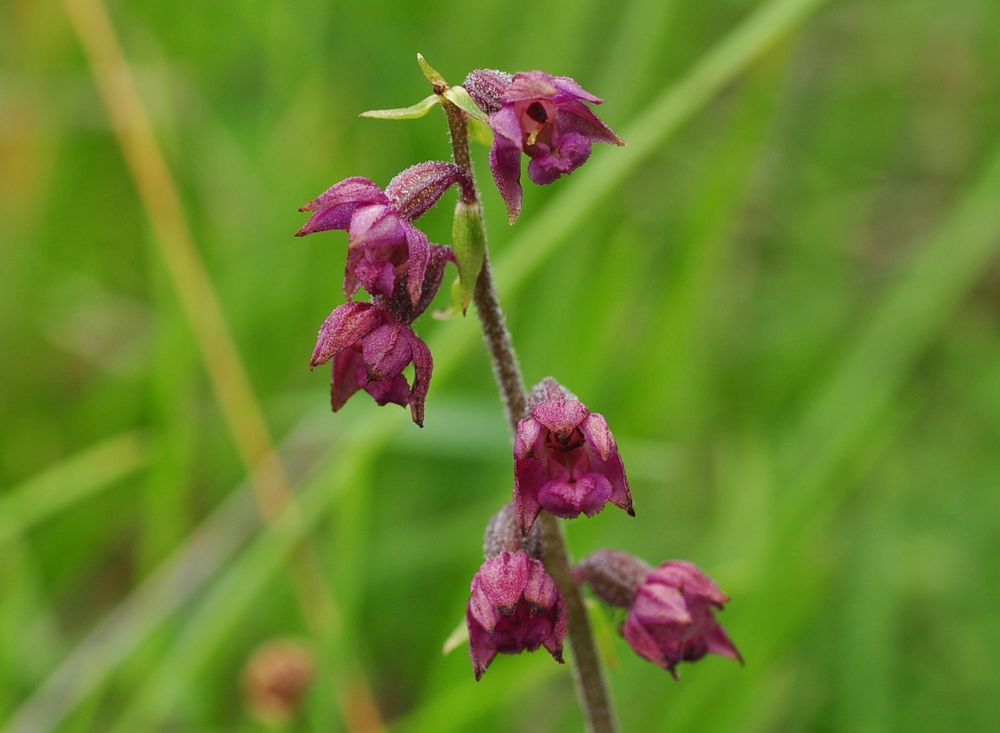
[
  {"left": 296, "top": 163, "right": 471, "bottom": 305},
  {"left": 467, "top": 551, "right": 567, "bottom": 680},
  {"left": 513, "top": 378, "right": 633, "bottom": 532},
  {"left": 577, "top": 551, "right": 741, "bottom": 678},
  {"left": 310, "top": 300, "right": 432, "bottom": 427},
  {"left": 465, "top": 69, "right": 624, "bottom": 222}
]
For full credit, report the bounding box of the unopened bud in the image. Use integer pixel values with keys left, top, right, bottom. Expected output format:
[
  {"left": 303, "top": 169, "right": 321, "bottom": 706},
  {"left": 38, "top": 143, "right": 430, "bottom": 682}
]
[
  {"left": 463, "top": 69, "right": 513, "bottom": 116},
  {"left": 484, "top": 501, "right": 542, "bottom": 559},
  {"left": 242, "top": 638, "right": 315, "bottom": 727},
  {"left": 575, "top": 549, "right": 652, "bottom": 608}
]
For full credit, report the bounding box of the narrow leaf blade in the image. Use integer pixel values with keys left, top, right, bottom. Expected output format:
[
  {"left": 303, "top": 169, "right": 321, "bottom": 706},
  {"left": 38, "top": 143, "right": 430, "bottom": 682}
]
[
  {"left": 360, "top": 94, "right": 439, "bottom": 120},
  {"left": 416, "top": 52, "right": 445, "bottom": 85}
]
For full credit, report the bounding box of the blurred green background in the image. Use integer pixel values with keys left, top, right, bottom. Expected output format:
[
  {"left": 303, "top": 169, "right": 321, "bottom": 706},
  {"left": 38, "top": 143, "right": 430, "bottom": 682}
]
[{"left": 3, "top": 0, "right": 1000, "bottom": 730}]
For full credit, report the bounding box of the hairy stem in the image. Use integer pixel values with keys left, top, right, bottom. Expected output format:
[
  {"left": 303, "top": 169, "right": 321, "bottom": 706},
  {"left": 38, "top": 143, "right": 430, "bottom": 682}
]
[
  {"left": 439, "top": 89, "right": 619, "bottom": 733},
  {"left": 473, "top": 256, "right": 527, "bottom": 427}
]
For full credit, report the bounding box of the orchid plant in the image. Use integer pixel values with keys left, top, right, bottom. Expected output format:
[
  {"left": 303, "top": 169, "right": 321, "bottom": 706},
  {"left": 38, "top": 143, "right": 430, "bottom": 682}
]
[{"left": 296, "top": 55, "right": 741, "bottom": 732}]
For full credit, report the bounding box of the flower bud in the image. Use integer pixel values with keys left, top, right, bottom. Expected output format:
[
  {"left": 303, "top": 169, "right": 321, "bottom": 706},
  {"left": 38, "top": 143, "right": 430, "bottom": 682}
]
[
  {"left": 483, "top": 501, "right": 543, "bottom": 559},
  {"left": 242, "top": 639, "right": 315, "bottom": 726},
  {"left": 574, "top": 549, "right": 651, "bottom": 608},
  {"left": 463, "top": 69, "right": 513, "bottom": 116}
]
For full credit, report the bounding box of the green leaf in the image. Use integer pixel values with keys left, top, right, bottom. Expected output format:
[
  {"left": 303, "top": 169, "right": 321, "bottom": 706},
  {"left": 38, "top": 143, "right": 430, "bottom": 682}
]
[
  {"left": 442, "top": 85, "right": 488, "bottom": 123},
  {"left": 416, "top": 52, "right": 445, "bottom": 85},
  {"left": 440, "top": 616, "right": 468, "bottom": 655},
  {"left": 451, "top": 201, "right": 486, "bottom": 313},
  {"left": 360, "top": 94, "right": 439, "bottom": 120}
]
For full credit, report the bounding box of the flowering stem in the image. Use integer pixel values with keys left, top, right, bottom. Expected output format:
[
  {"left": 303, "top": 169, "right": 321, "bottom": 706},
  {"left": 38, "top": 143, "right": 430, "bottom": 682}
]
[
  {"left": 472, "top": 255, "right": 527, "bottom": 427},
  {"left": 439, "top": 91, "right": 619, "bottom": 733}
]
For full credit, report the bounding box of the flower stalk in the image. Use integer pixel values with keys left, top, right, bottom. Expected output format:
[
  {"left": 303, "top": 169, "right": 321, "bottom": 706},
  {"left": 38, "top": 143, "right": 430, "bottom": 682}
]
[
  {"left": 437, "top": 84, "right": 619, "bottom": 733},
  {"left": 298, "top": 54, "right": 739, "bottom": 733}
]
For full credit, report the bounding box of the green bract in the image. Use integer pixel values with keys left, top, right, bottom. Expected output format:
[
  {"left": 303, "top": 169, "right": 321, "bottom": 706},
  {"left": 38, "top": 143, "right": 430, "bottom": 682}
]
[
  {"left": 360, "top": 94, "right": 439, "bottom": 120},
  {"left": 451, "top": 201, "right": 486, "bottom": 313}
]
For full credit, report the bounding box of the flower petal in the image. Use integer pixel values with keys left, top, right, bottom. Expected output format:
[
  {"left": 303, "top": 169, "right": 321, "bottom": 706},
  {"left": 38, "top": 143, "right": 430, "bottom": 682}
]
[
  {"left": 513, "top": 417, "right": 542, "bottom": 460},
  {"left": 532, "top": 398, "right": 589, "bottom": 435},
  {"left": 555, "top": 99, "right": 624, "bottom": 146},
  {"left": 403, "top": 224, "right": 431, "bottom": 307},
  {"left": 633, "top": 583, "right": 691, "bottom": 625},
  {"left": 552, "top": 75, "right": 603, "bottom": 104},
  {"left": 300, "top": 176, "right": 387, "bottom": 211},
  {"left": 311, "top": 302, "right": 384, "bottom": 367},
  {"left": 330, "top": 347, "right": 366, "bottom": 412},
  {"left": 348, "top": 204, "right": 406, "bottom": 250},
  {"left": 623, "top": 613, "right": 670, "bottom": 669},
  {"left": 527, "top": 133, "right": 593, "bottom": 185},
  {"left": 363, "top": 374, "right": 410, "bottom": 407},
  {"left": 489, "top": 134, "right": 523, "bottom": 224},
  {"left": 581, "top": 413, "right": 613, "bottom": 460},
  {"left": 362, "top": 322, "right": 412, "bottom": 380},
  {"left": 467, "top": 609, "right": 499, "bottom": 681},
  {"left": 648, "top": 562, "right": 729, "bottom": 605},
  {"left": 408, "top": 331, "right": 433, "bottom": 428},
  {"left": 506, "top": 71, "right": 559, "bottom": 102}
]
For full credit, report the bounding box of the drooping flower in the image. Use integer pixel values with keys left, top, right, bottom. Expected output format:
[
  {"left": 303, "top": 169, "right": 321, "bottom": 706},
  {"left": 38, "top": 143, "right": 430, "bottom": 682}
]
[
  {"left": 464, "top": 69, "right": 624, "bottom": 222},
  {"left": 513, "top": 378, "right": 633, "bottom": 532},
  {"left": 310, "top": 300, "right": 432, "bottom": 427},
  {"left": 309, "top": 238, "right": 450, "bottom": 426},
  {"left": 296, "top": 163, "right": 472, "bottom": 305},
  {"left": 467, "top": 550, "right": 567, "bottom": 680},
  {"left": 576, "top": 551, "right": 742, "bottom": 678}
]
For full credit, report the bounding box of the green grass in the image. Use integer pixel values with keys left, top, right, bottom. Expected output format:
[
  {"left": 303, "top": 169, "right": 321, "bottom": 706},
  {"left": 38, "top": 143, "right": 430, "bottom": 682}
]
[{"left": 3, "top": 0, "right": 1000, "bottom": 730}]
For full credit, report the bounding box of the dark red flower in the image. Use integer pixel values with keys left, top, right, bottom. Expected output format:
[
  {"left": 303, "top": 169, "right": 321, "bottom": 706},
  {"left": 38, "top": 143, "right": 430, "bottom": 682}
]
[
  {"left": 577, "top": 551, "right": 742, "bottom": 678},
  {"left": 467, "top": 551, "right": 567, "bottom": 680},
  {"left": 310, "top": 301, "right": 432, "bottom": 427},
  {"left": 465, "top": 69, "right": 623, "bottom": 222},
  {"left": 513, "top": 379, "right": 633, "bottom": 532},
  {"left": 296, "top": 163, "right": 471, "bottom": 305}
]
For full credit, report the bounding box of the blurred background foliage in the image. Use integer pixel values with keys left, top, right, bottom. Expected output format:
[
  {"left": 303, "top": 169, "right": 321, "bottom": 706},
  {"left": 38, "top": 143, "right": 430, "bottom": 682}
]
[{"left": 2, "top": 0, "right": 1000, "bottom": 730}]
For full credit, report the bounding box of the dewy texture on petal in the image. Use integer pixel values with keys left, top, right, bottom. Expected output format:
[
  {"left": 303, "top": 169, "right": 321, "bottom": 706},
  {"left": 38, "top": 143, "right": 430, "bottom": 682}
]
[
  {"left": 465, "top": 69, "right": 624, "bottom": 223},
  {"left": 619, "top": 560, "right": 742, "bottom": 678},
  {"left": 513, "top": 378, "right": 633, "bottom": 533},
  {"left": 296, "top": 165, "right": 465, "bottom": 305},
  {"left": 466, "top": 551, "right": 567, "bottom": 680},
  {"left": 310, "top": 301, "right": 433, "bottom": 427}
]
